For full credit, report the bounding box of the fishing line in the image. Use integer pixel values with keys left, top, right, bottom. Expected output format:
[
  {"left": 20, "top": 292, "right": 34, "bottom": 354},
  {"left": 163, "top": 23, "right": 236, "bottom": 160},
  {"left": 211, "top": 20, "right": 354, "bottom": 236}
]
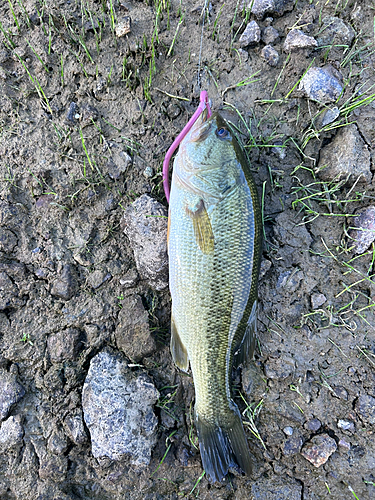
[{"left": 197, "top": 0, "right": 209, "bottom": 88}]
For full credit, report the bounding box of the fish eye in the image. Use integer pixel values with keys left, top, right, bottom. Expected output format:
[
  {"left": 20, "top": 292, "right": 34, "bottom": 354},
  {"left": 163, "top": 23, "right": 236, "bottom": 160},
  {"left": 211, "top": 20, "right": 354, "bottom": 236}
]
[{"left": 215, "top": 127, "right": 230, "bottom": 139}]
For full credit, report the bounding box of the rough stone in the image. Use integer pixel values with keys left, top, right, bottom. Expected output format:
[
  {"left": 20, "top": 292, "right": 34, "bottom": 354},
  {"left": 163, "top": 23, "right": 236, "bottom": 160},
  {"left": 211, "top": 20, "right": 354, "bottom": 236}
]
[
  {"left": 82, "top": 349, "right": 159, "bottom": 465},
  {"left": 283, "top": 426, "right": 293, "bottom": 436},
  {"left": 0, "top": 415, "right": 24, "bottom": 449},
  {"left": 305, "top": 418, "right": 321, "bottom": 432},
  {"left": 301, "top": 433, "right": 337, "bottom": 467},
  {"left": 47, "top": 328, "right": 82, "bottom": 363},
  {"left": 115, "top": 294, "right": 156, "bottom": 362},
  {"left": 262, "top": 26, "right": 279, "bottom": 44},
  {"left": 318, "top": 17, "right": 355, "bottom": 46},
  {"left": 261, "top": 45, "right": 279, "bottom": 66},
  {"left": 245, "top": 0, "right": 294, "bottom": 19},
  {"left": 338, "top": 438, "right": 351, "bottom": 453},
  {"left": 87, "top": 269, "right": 112, "bottom": 289},
  {"left": 317, "top": 124, "right": 371, "bottom": 185},
  {"left": 50, "top": 265, "right": 78, "bottom": 301},
  {"left": 311, "top": 292, "right": 326, "bottom": 309},
  {"left": 298, "top": 67, "right": 343, "bottom": 104},
  {"left": 355, "top": 394, "right": 375, "bottom": 424},
  {"left": 63, "top": 409, "right": 87, "bottom": 445},
  {"left": 348, "top": 206, "right": 375, "bottom": 254},
  {"left": 283, "top": 434, "right": 303, "bottom": 456},
  {"left": 123, "top": 194, "right": 168, "bottom": 290},
  {"left": 337, "top": 419, "right": 355, "bottom": 432},
  {"left": 80, "top": 103, "right": 100, "bottom": 128},
  {"left": 0, "top": 228, "right": 17, "bottom": 253},
  {"left": 332, "top": 386, "right": 348, "bottom": 400},
  {"left": 320, "top": 106, "right": 340, "bottom": 127},
  {"left": 0, "top": 370, "right": 25, "bottom": 421},
  {"left": 239, "top": 21, "right": 261, "bottom": 47},
  {"left": 265, "top": 355, "right": 295, "bottom": 379},
  {"left": 250, "top": 475, "right": 302, "bottom": 499},
  {"left": 283, "top": 30, "right": 317, "bottom": 52},
  {"left": 47, "top": 428, "right": 68, "bottom": 455},
  {"left": 115, "top": 16, "right": 131, "bottom": 37}
]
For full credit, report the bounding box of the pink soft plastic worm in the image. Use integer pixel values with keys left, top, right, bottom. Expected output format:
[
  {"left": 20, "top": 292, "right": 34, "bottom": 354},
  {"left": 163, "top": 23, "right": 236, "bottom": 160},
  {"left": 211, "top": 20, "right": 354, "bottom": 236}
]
[{"left": 163, "top": 91, "right": 212, "bottom": 203}]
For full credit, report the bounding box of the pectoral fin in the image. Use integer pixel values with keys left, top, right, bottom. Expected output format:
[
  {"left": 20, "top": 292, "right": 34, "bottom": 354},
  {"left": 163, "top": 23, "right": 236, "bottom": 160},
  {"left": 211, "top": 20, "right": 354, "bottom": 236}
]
[
  {"left": 170, "top": 316, "right": 189, "bottom": 372},
  {"left": 234, "top": 300, "right": 257, "bottom": 368},
  {"left": 186, "top": 200, "right": 214, "bottom": 254}
]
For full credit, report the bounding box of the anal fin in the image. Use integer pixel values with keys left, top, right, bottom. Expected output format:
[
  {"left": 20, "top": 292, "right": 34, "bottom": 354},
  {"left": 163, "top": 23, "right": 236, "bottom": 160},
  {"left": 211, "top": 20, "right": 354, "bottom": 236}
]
[
  {"left": 170, "top": 317, "right": 189, "bottom": 372},
  {"left": 234, "top": 300, "right": 257, "bottom": 368}
]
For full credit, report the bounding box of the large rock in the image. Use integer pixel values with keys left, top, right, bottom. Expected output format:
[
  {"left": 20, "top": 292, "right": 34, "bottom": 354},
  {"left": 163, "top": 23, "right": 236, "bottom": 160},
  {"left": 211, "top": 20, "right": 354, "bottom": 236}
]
[
  {"left": 318, "top": 17, "right": 355, "bottom": 46},
  {"left": 0, "top": 369, "right": 25, "bottom": 421},
  {"left": 123, "top": 194, "right": 168, "bottom": 290},
  {"left": 317, "top": 124, "right": 371, "bottom": 185},
  {"left": 0, "top": 415, "right": 24, "bottom": 449},
  {"left": 82, "top": 349, "right": 159, "bottom": 465},
  {"left": 115, "top": 294, "right": 156, "bottom": 362},
  {"left": 283, "top": 30, "right": 317, "bottom": 52},
  {"left": 298, "top": 67, "right": 343, "bottom": 104}
]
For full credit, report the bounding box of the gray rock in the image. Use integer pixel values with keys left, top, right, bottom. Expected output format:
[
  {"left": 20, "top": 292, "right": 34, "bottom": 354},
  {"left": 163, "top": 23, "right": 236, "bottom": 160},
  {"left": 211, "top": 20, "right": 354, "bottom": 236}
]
[
  {"left": 119, "top": 268, "right": 139, "bottom": 287},
  {"left": 320, "top": 106, "right": 340, "bottom": 127},
  {"left": 305, "top": 418, "right": 321, "bottom": 432},
  {"left": 283, "top": 426, "right": 293, "bottom": 436},
  {"left": 80, "top": 103, "right": 99, "bottom": 128},
  {"left": 298, "top": 67, "right": 343, "bottom": 104},
  {"left": 332, "top": 386, "right": 348, "bottom": 400},
  {"left": 47, "top": 328, "right": 82, "bottom": 363},
  {"left": 66, "top": 102, "right": 78, "bottom": 123},
  {"left": 87, "top": 269, "right": 112, "bottom": 289},
  {"left": 259, "top": 258, "right": 272, "bottom": 279},
  {"left": 123, "top": 194, "right": 168, "bottom": 290},
  {"left": 283, "top": 30, "right": 317, "bottom": 52},
  {"left": 337, "top": 419, "right": 355, "bottom": 432},
  {"left": 355, "top": 394, "right": 375, "bottom": 424},
  {"left": 0, "top": 370, "right": 25, "bottom": 421},
  {"left": 348, "top": 206, "right": 375, "bottom": 254},
  {"left": 47, "top": 428, "right": 68, "bottom": 455},
  {"left": 106, "top": 148, "right": 132, "bottom": 180},
  {"left": 261, "top": 45, "right": 279, "bottom": 66},
  {"left": 0, "top": 415, "right": 24, "bottom": 449},
  {"left": 50, "top": 264, "right": 78, "bottom": 301},
  {"left": 262, "top": 26, "right": 279, "bottom": 44},
  {"left": 318, "top": 17, "right": 355, "bottom": 47},
  {"left": 338, "top": 438, "right": 350, "bottom": 452},
  {"left": 250, "top": 475, "right": 302, "bottom": 499},
  {"left": 82, "top": 349, "right": 159, "bottom": 465},
  {"left": 311, "top": 292, "right": 326, "bottom": 309},
  {"left": 265, "top": 355, "right": 295, "bottom": 379},
  {"left": 301, "top": 433, "right": 337, "bottom": 467},
  {"left": 115, "top": 294, "right": 156, "bottom": 362},
  {"left": 239, "top": 21, "right": 261, "bottom": 47},
  {"left": 317, "top": 124, "right": 371, "bottom": 185},
  {"left": 0, "top": 228, "right": 17, "bottom": 253},
  {"left": 245, "top": 0, "right": 294, "bottom": 18},
  {"left": 283, "top": 434, "right": 303, "bottom": 456},
  {"left": 143, "top": 166, "right": 154, "bottom": 178},
  {"left": 63, "top": 409, "right": 87, "bottom": 445},
  {"left": 115, "top": 16, "right": 131, "bottom": 37}
]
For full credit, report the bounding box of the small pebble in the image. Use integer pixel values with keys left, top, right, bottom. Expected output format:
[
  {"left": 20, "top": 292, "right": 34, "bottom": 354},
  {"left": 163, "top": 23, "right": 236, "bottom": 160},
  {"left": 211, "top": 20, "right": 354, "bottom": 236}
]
[
  {"left": 332, "top": 386, "right": 348, "bottom": 401},
  {"left": 66, "top": 102, "right": 78, "bottom": 123},
  {"left": 305, "top": 418, "right": 321, "bottom": 432},
  {"left": 143, "top": 166, "right": 154, "bottom": 179},
  {"left": 262, "top": 26, "right": 279, "bottom": 45},
  {"left": 115, "top": 16, "right": 131, "bottom": 37},
  {"left": 239, "top": 21, "right": 261, "bottom": 47},
  {"left": 348, "top": 206, "right": 375, "bottom": 254},
  {"left": 301, "top": 433, "right": 337, "bottom": 467},
  {"left": 355, "top": 394, "right": 375, "bottom": 424},
  {"left": 337, "top": 419, "right": 355, "bottom": 432},
  {"left": 283, "top": 30, "right": 317, "bottom": 52},
  {"left": 311, "top": 292, "right": 326, "bottom": 309},
  {"left": 321, "top": 106, "right": 340, "bottom": 127},
  {"left": 248, "top": 0, "right": 274, "bottom": 20},
  {"left": 283, "top": 426, "right": 294, "bottom": 436},
  {"left": 261, "top": 45, "right": 279, "bottom": 66},
  {"left": 338, "top": 438, "right": 350, "bottom": 453},
  {"left": 283, "top": 435, "right": 303, "bottom": 456}
]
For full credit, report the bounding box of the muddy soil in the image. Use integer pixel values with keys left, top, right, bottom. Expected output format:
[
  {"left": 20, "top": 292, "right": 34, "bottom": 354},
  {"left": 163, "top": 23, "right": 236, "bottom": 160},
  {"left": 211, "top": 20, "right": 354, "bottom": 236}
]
[{"left": 0, "top": 0, "right": 375, "bottom": 499}]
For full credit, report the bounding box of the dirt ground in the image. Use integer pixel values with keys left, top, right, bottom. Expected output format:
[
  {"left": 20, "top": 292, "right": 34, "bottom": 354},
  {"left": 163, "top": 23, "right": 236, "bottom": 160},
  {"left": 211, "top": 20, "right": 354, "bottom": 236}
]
[{"left": 0, "top": 0, "right": 375, "bottom": 499}]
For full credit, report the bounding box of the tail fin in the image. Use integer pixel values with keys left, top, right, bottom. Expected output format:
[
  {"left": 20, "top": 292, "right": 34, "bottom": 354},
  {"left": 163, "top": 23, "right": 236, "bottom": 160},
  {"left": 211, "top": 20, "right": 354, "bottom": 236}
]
[{"left": 195, "top": 407, "right": 252, "bottom": 483}]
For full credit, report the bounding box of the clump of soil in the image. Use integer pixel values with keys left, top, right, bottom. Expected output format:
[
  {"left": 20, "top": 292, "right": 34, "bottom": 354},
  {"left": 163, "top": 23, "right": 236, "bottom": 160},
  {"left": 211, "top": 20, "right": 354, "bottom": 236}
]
[{"left": 0, "top": 1, "right": 374, "bottom": 499}]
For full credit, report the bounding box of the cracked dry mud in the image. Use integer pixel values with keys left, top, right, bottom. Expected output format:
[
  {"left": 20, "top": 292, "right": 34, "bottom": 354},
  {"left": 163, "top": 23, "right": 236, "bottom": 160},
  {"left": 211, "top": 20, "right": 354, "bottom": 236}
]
[{"left": 0, "top": 1, "right": 375, "bottom": 499}]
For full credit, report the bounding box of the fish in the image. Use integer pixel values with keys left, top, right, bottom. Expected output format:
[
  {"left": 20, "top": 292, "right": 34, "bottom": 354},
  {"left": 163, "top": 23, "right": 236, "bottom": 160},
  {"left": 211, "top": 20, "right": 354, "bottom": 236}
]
[{"left": 167, "top": 109, "right": 262, "bottom": 482}]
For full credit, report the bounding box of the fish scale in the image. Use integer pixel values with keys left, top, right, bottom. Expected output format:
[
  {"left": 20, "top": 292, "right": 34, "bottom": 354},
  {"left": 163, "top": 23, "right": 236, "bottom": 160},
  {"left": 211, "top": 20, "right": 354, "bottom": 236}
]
[{"left": 168, "top": 111, "right": 262, "bottom": 482}]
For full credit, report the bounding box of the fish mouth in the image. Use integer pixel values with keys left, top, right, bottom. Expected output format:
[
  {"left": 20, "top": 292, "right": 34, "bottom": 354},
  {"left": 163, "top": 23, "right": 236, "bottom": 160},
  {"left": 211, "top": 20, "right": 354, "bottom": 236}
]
[{"left": 190, "top": 109, "right": 213, "bottom": 143}]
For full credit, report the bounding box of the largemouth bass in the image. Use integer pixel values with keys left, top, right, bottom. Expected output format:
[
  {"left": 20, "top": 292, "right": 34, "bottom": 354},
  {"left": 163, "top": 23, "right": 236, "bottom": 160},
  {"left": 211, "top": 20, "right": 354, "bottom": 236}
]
[{"left": 168, "top": 109, "right": 262, "bottom": 482}]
